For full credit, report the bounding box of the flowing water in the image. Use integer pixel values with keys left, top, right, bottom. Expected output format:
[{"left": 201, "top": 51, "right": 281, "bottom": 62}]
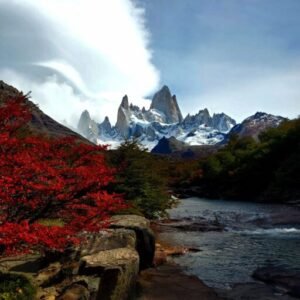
[{"left": 159, "top": 198, "right": 300, "bottom": 289}]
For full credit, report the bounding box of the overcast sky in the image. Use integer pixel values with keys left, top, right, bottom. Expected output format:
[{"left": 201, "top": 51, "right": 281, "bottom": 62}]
[{"left": 0, "top": 0, "right": 300, "bottom": 126}]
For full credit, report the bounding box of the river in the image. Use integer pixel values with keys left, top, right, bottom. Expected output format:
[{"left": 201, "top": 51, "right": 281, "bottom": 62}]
[{"left": 159, "top": 197, "right": 300, "bottom": 289}]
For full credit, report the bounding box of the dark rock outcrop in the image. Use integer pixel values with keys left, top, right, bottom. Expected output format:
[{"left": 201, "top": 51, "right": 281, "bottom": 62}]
[
  {"left": 151, "top": 136, "right": 187, "bottom": 154},
  {"left": 151, "top": 136, "right": 220, "bottom": 158},
  {"left": 229, "top": 112, "right": 286, "bottom": 140},
  {"left": 110, "top": 215, "right": 155, "bottom": 270},
  {"left": 253, "top": 266, "right": 300, "bottom": 298}
]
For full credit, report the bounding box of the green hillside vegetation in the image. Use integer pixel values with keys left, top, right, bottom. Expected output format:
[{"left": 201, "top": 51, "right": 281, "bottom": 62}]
[
  {"left": 186, "top": 118, "right": 300, "bottom": 202},
  {"left": 108, "top": 140, "right": 175, "bottom": 219}
]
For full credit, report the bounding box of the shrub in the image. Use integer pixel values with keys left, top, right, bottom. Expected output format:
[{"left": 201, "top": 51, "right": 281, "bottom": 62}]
[{"left": 0, "top": 96, "right": 126, "bottom": 256}]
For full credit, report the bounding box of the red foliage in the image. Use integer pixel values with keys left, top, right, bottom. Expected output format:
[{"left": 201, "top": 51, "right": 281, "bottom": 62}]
[{"left": 0, "top": 96, "right": 126, "bottom": 256}]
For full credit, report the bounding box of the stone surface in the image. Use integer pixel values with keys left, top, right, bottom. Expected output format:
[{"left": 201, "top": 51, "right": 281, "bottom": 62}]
[
  {"left": 253, "top": 266, "right": 300, "bottom": 297},
  {"left": 0, "top": 214, "right": 155, "bottom": 299},
  {"left": 81, "top": 248, "right": 139, "bottom": 270},
  {"left": 110, "top": 215, "right": 150, "bottom": 229},
  {"left": 81, "top": 248, "right": 139, "bottom": 300},
  {"left": 137, "top": 264, "right": 220, "bottom": 300},
  {"left": 79, "top": 229, "right": 136, "bottom": 257},
  {"left": 35, "top": 262, "right": 63, "bottom": 287},
  {"left": 110, "top": 215, "right": 155, "bottom": 270},
  {"left": 58, "top": 283, "right": 90, "bottom": 300}
]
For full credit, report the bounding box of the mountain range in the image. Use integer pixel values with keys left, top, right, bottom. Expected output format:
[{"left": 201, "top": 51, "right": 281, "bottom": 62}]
[{"left": 77, "top": 85, "right": 285, "bottom": 153}]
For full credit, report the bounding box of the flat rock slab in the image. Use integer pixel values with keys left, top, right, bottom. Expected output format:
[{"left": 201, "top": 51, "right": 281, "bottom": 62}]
[
  {"left": 82, "top": 247, "right": 139, "bottom": 269},
  {"left": 137, "top": 264, "right": 220, "bottom": 300},
  {"left": 110, "top": 215, "right": 150, "bottom": 229}
]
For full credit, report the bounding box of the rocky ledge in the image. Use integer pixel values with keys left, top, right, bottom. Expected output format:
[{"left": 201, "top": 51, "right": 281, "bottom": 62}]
[{"left": 0, "top": 215, "right": 155, "bottom": 300}]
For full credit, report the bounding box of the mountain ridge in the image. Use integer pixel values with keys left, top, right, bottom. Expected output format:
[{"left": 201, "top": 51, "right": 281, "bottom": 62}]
[
  {"left": 77, "top": 85, "right": 237, "bottom": 150},
  {"left": 0, "top": 80, "right": 90, "bottom": 143}
]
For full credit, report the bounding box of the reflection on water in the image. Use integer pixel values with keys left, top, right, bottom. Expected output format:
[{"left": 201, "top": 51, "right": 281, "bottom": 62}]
[{"left": 160, "top": 198, "right": 300, "bottom": 289}]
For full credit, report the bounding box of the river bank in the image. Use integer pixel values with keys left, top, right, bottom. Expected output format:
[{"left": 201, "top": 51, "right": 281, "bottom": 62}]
[
  {"left": 136, "top": 232, "right": 220, "bottom": 300},
  {"left": 148, "top": 197, "right": 300, "bottom": 299}
]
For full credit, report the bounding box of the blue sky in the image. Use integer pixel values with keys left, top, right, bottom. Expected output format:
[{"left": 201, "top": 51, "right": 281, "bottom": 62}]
[
  {"left": 0, "top": 0, "right": 299, "bottom": 124},
  {"left": 136, "top": 0, "right": 300, "bottom": 120}
]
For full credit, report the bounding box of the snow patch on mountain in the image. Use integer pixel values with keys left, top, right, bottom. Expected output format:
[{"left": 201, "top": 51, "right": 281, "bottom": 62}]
[{"left": 77, "top": 85, "right": 237, "bottom": 150}]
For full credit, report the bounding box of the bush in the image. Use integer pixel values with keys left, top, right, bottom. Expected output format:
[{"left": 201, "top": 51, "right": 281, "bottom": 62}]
[
  {"left": 0, "top": 272, "right": 36, "bottom": 300},
  {"left": 108, "top": 140, "right": 175, "bottom": 219},
  {"left": 0, "top": 96, "right": 126, "bottom": 256}
]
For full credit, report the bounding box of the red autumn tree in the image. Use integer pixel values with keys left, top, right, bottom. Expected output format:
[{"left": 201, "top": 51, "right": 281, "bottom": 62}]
[{"left": 0, "top": 95, "right": 125, "bottom": 256}]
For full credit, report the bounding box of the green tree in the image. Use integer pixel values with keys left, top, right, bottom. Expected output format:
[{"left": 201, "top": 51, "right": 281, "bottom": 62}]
[{"left": 108, "top": 140, "right": 174, "bottom": 219}]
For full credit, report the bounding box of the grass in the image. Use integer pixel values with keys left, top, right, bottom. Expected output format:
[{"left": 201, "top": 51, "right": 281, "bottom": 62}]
[
  {"left": 0, "top": 272, "right": 36, "bottom": 300},
  {"left": 37, "top": 218, "right": 65, "bottom": 227}
]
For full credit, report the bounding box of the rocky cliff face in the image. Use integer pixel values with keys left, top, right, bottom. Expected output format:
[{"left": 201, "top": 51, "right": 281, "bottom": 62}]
[
  {"left": 115, "top": 95, "right": 131, "bottom": 138},
  {"left": 78, "top": 110, "right": 99, "bottom": 142},
  {"left": 150, "top": 85, "right": 183, "bottom": 123}
]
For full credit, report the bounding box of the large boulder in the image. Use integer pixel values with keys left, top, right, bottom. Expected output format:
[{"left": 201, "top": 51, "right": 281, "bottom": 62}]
[
  {"left": 80, "top": 248, "right": 139, "bottom": 300},
  {"left": 110, "top": 215, "right": 155, "bottom": 270},
  {"left": 79, "top": 229, "right": 136, "bottom": 257}
]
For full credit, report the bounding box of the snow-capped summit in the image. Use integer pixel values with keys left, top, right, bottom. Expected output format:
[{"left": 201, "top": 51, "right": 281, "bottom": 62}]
[
  {"left": 78, "top": 110, "right": 99, "bottom": 143},
  {"left": 77, "top": 85, "right": 237, "bottom": 150},
  {"left": 230, "top": 112, "right": 286, "bottom": 140},
  {"left": 150, "top": 85, "right": 183, "bottom": 123}
]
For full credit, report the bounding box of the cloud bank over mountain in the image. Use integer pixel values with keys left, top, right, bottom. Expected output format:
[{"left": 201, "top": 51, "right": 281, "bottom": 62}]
[{"left": 0, "top": 0, "right": 159, "bottom": 125}]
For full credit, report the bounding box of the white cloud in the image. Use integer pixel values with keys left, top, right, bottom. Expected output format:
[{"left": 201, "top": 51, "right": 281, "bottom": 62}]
[
  {"left": 0, "top": 0, "right": 159, "bottom": 126},
  {"left": 0, "top": 69, "right": 151, "bottom": 127}
]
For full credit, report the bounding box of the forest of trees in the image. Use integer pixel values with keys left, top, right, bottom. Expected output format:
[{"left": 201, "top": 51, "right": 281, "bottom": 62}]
[{"left": 171, "top": 118, "right": 300, "bottom": 202}]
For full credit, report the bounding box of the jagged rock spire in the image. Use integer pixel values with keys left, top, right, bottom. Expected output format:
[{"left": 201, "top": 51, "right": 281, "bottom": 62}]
[{"left": 150, "top": 85, "right": 183, "bottom": 123}]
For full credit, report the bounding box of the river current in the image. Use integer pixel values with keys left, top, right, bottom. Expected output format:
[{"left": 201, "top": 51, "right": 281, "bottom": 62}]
[{"left": 159, "top": 198, "right": 300, "bottom": 289}]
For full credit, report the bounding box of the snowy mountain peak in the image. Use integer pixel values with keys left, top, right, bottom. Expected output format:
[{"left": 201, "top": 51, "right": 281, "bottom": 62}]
[
  {"left": 150, "top": 85, "right": 183, "bottom": 123},
  {"left": 229, "top": 112, "right": 286, "bottom": 140},
  {"left": 78, "top": 110, "right": 99, "bottom": 143},
  {"left": 77, "top": 86, "right": 239, "bottom": 150},
  {"left": 120, "top": 95, "right": 129, "bottom": 110}
]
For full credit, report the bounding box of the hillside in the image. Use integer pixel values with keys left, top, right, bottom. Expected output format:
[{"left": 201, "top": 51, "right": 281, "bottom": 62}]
[
  {"left": 174, "top": 118, "right": 300, "bottom": 202},
  {"left": 0, "top": 80, "right": 89, "bottom": 142}
]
